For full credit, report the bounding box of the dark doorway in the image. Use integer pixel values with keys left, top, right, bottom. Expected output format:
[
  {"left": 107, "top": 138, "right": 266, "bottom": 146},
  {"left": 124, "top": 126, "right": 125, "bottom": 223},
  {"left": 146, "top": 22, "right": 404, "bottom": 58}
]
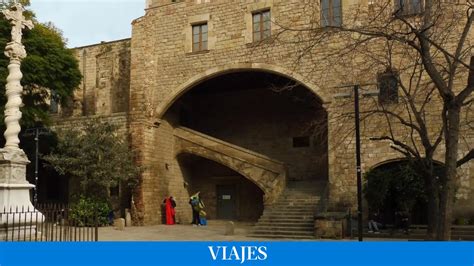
[
  {"left": 216, "top": 185, "right": 237, "bottom": 220},
  {"left": 178, "top": 153, "right": 264, "bottom": 222}
]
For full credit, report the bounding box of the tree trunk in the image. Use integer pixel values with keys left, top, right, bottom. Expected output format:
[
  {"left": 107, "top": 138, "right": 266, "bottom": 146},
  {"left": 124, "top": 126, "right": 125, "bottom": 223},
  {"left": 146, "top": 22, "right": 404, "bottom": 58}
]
[
  {"left": 437, "top": 106, "right": 461, "bottom": 240},
  {"left": 425, "top": 179, "right": 439, "bottom": 240}
]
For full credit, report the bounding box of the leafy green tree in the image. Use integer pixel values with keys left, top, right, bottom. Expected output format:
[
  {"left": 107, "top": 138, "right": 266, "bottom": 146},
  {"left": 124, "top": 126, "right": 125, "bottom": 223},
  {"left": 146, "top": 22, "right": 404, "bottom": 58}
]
[
  {"left": 0, "top": 2, "right": 81, "bottom": 129},
  {"left": 43, "top": 121, "right": 140, "bottom": 202},
  {"left": 364, "top": 162, "right": 427, "bottom": 215}
]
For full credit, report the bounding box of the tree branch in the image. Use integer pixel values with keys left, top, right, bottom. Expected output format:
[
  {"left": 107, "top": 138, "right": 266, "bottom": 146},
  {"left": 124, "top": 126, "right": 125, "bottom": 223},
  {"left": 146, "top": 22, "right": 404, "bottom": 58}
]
[{"left": 457, "top": 149, "right": 474, "bottom": 167}]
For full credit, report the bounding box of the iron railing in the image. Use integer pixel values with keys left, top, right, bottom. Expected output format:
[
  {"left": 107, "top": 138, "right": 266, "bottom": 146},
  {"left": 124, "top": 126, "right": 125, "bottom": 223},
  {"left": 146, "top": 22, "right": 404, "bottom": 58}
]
[{"left": 0, "top": 204, "right": 99, "bottom": 242}]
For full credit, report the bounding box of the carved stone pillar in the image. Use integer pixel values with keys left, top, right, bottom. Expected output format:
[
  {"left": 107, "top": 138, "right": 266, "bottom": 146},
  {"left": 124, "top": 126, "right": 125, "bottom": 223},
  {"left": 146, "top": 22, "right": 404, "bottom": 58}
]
[{"left": 0, "top": 3, "right": 43, "bottom": 235}]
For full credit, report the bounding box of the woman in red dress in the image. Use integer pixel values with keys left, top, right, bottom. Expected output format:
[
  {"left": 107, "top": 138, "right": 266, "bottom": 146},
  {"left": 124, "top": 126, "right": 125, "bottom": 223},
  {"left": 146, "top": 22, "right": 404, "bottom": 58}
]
[{"left": 164, "top": 196, "right": 176, "bottom": 225}]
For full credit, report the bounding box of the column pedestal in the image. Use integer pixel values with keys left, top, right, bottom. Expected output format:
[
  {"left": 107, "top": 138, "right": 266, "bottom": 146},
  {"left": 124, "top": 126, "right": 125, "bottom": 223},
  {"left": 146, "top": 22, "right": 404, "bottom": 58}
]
[{"left": 0, "top": 149, "right": 44, "bottom": 234}]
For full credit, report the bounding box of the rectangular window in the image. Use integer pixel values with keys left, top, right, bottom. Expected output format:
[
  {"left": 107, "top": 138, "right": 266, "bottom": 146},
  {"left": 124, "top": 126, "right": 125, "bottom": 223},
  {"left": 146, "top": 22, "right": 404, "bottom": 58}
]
[
  {"left": 378, "top": 71, "right": 399, "bottom": 104},
  {"left": 394, "top": 0, "right": 424, "bottom": 16},
  {"left": 321, "top": 0, "right": 342, "bottom": 27},
  {"left": 192, "top": 23, "right": 208, "bottom": 52},
  {"left": 252, "top": 10, "right": 271, "bottom": 42}
]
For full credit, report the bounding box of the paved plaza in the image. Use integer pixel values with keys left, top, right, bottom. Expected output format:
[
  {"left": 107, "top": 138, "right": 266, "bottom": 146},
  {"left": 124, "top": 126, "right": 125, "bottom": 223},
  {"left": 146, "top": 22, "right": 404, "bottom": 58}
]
[
  {"left": 99, "top": 221, "right": 263, "bottom": 241},
  {"left": 98, "top": 220, "right": 403, "bottom": 241}
]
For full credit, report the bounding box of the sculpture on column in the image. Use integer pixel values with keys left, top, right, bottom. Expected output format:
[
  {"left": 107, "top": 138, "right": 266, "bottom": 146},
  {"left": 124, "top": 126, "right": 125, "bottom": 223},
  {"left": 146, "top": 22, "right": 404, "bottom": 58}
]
[
  {"left": 0, "top": 2, "right": 43, "bottom": 232},
  {"left": 3, "top": 2, "right": 33, "bottom": 151}
]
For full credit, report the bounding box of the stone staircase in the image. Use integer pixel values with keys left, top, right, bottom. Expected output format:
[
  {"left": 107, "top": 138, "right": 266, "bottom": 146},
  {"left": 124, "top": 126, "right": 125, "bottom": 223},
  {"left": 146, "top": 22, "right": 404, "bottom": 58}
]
[
  {"left": 174, "top": 126, "right": 287, "bottom": 203},
  {"left": 249, "top": 181, "right": 325, "bottom": 239}
]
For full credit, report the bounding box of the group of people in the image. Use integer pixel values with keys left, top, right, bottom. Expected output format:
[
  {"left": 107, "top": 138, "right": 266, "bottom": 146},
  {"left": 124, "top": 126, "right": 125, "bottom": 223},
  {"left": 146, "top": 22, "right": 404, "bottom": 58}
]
[
  {"left": 161, "top": 192, "right": 207, "bottom": 226},
  {"left": 367, "top": 210, "right": 410, "bottom": 234}
]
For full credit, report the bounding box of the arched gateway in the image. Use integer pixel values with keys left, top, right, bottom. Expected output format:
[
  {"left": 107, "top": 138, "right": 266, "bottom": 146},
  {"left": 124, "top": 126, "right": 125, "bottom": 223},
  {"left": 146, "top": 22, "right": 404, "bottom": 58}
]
[
  {"left": 156, "top": 69, "right": 329, "bottom": 227},
  {"left": 156, "top": 63, "right": 331, "bottom": 119}
]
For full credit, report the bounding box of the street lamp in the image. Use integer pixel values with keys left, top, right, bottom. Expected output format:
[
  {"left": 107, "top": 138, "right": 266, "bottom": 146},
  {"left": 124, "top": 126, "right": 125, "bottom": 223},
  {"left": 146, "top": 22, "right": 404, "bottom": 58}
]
[
  {"left": 353, "top": 84, "right": 363, "bottom": 242},
  {"left": 22, "top": 127, "right": 51, "bottom": 205},
  {"left": 334, "top": 83, "right": 377, "bottom": 242}
]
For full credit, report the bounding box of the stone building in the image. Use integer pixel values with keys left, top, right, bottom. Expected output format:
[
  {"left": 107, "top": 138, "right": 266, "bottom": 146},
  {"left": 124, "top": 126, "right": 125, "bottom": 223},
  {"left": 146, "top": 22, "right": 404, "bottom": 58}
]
[{"left": 54, "top": 0, "right": 473, "bottom": 237}]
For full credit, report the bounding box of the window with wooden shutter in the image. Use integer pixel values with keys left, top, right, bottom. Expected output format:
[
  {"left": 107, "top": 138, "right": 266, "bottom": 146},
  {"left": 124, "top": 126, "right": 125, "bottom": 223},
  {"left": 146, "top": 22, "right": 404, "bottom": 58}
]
[
  {"left": 394, "top": 0, "right": 424, "bottom": 16},
  {"left": 321, "top": 0, "right": 342, "bottom": 27},
  {"left": 192, "top": 23, "right": 208, "bottom": 52},
  {"left": 252, "top": 10, "right": 271, "bottom": 42}
]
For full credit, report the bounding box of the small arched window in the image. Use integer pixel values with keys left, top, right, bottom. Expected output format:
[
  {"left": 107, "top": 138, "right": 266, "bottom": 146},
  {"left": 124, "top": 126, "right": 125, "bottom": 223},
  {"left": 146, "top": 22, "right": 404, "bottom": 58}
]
[{"left": 377, "top": 70, "right": 399, "bottom": 104}]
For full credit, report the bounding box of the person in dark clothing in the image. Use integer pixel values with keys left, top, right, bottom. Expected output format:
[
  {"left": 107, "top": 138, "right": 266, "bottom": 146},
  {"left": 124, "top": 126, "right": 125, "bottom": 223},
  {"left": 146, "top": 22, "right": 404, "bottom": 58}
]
[
  {"left": 189, "top": 192, "right": 204, "bottom": 226},
  {"left": 368, "top": 211, "right": 382, "bottom": 233},
  {"left": 394, "top": 210, "right": 410, "bottom": 234}
]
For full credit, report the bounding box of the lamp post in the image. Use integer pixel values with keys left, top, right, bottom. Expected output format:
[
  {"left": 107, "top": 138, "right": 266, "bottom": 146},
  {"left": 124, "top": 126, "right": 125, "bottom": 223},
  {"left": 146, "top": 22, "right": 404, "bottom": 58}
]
[
  {"left": 334, "top": 83, "right": 373, "bottom": 242},
  {"left": 23, "top": 127, "right": 51, "bottom": 205},
  {"left": 353, "top": 84, "right": 363, "bottom": 242}
]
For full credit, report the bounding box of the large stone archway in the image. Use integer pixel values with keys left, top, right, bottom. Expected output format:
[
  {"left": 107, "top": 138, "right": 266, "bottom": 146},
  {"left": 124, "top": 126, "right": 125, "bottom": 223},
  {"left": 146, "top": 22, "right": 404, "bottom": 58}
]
[
  {"left": 136, "top": 69, "right": 329, "bottom": 225},
  {"left": 156, "top": 63, "right": 331, "bottom": 119}
]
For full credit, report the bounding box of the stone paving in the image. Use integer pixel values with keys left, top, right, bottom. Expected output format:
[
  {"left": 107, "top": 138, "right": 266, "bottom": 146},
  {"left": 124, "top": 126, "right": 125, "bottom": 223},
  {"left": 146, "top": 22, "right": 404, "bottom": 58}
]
[
  {"left": 98, "top": 220, "right": 405, "bottom": 241},
  {"left": 99, "top": 221, "right": 266, "bottom": 241}
]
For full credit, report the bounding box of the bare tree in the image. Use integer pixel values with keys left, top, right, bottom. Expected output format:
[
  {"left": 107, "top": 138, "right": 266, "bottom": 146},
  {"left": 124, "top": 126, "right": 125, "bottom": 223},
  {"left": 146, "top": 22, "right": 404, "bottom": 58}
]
[{"left": 271, "top": 0, "right": 474, "bottom": 240}]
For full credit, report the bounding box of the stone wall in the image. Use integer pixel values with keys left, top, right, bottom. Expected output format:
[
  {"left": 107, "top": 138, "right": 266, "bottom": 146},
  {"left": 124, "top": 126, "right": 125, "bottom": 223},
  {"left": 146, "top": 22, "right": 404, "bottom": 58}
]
[
  {"left": 52, "top": 113, "right": 129, "bottom": 137},
  {"left": 66, "top": 39, "right": 131, "bottom": 117},
  {"left": 127, "top": 0, "right": 474, "bottom": 224},
  {"left": 47, "top": 0, "right": 474, "bottom": 225}
]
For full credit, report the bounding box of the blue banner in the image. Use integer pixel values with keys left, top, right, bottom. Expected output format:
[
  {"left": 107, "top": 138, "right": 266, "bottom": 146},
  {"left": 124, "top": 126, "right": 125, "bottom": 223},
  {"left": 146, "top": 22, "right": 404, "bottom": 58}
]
[{"left": 0, "top": 242, "right": 473, "bottom": 266}]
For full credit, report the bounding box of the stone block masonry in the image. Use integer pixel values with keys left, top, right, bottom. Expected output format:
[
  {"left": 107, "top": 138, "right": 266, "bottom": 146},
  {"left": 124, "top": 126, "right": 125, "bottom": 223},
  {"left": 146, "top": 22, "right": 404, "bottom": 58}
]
[{"left": 49, "top": 0, "right": 474, "bottom": 226}]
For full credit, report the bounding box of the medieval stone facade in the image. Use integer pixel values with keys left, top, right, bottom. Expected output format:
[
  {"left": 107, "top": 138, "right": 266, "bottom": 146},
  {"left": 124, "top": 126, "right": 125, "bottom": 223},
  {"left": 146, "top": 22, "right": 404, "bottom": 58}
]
[{"left": 56, "top": 0, "right": 473, "bottom": 226}]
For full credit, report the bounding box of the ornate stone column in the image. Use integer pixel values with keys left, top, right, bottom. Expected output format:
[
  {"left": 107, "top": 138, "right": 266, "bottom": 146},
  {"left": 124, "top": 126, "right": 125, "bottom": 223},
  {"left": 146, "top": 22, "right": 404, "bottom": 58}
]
[{"left": 0, "top": 3, "right": 43, "bottom": 230}]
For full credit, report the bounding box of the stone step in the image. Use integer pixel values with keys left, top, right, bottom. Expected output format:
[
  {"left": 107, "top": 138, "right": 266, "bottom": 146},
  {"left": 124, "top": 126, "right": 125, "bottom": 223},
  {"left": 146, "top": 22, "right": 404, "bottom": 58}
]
[
  {"left": 258, "top": 215, "right": 314, "bottom": 223},
  {"left": 251, "top": 229, "right": 314, "bottom": 237},
  {"left": 272, "top": 198, "right": 320, "bottom": 206},
  {"left": 262, "top": 211, "right": 314, "bottom": 218},
  {"left": 282, "top": 195, "right": 321, "bottom": 199},
  {"left": 271, "top": 201, "right": 320, "bottom": 205},
  {"left": 268, "top": 206, "right": 317, "bottom": 210},
  {"left": 263, "top": 208, "right": 315, "bottom": 213},
  {"left": 248, "top": 233, "right": 315, "bottom": 240},
  {"left": 281, "top": 195, "right": 321, "bottom": 198},
  {"left": 263, "top": 208, "right": 315, "bottom": 214},
  {"left": 283, "top": 189, "right": 322, "bottom": 193},
  {"left": 262, "top": 212, "right": 314, "bottom": 217},
  {"left": 254, "top": 225, "right": 313, "bottom": 232},
  {"left": 286, "top": 182, "right": 326, "bottom": 188},
  {"left": 257, "top": 218, "right": 314, "bottom": 223},
  {"left": 256, "top": 222, "right": 314, "bottom": 228},
  {"left": 261, "top": 212, "right": 314, "bottom": 220},
  {"left": 257, "top": 219, "right": 314, "bottom": 224},
  {"left": 251, "top": 182, "right": 324, "bottom": 241},
  {"left": 267, "top": 203, "right": 317, "bottom": 207}
]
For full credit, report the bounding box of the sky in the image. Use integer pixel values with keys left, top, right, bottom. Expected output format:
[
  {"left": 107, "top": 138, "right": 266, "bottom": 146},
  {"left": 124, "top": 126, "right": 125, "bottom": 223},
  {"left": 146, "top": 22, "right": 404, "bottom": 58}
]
[{"left": 29, "top": 0, "right": 145, "bottom": 48}]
